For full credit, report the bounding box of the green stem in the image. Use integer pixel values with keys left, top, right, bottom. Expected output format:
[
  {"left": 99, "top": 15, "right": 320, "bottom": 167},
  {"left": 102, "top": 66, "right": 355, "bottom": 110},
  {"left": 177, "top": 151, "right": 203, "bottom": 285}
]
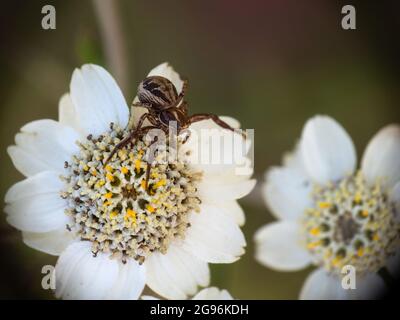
[{"left": 92, "top": 0, "right": 129, "bottom": 93}]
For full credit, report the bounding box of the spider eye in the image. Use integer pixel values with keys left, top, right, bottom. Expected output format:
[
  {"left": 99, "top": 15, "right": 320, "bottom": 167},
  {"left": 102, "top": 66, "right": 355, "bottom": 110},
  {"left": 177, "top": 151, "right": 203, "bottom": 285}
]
[{"left": 142, "top": 79, "right": 160, "bottom": 91}]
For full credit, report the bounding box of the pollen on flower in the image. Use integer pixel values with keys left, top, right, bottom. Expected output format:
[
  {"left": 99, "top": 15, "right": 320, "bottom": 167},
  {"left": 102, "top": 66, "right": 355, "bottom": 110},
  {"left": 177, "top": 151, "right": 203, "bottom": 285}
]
[
  {"left": 302, "top": 170, "right": 400, "bottom": 275},
  {"left": 61, "top": 125, "right": 201, "bottom": 264},
  {"left": 146, "top": 204, "right": 155, "bottom": 213},
  {"left": 110, "top": 211, "right": 119, "bottom": 219},
  {"left": 104, "top": 192, "right": 113, "bottom": 199},
  {"left": 121, "top": 167, "right": 129, "bottom": 174}
]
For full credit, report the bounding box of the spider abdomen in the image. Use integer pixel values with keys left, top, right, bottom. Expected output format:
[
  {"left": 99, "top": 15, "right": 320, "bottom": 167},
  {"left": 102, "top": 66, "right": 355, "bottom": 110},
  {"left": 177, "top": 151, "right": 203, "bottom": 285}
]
[{"left": 138, "top": 76, "right": 178, "bottom": 109}]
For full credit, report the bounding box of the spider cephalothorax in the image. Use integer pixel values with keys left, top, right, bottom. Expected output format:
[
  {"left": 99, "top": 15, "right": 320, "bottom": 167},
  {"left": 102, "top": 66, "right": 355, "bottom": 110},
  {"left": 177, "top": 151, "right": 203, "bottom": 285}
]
[{"left": 106, "top": 75, "right": 240, "bottom": 188}]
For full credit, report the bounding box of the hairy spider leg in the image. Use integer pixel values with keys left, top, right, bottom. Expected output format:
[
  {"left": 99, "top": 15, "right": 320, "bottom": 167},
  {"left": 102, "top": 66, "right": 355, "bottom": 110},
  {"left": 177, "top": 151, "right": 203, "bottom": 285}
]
[
  {"left": 143, "top": 135, "right": 159, "bottom": 193},
  {"left": 180, "top": 128, "right": 191, "bottom": 144},
  {"left": 133, "top": 128, "right": 169, "bottom": 193},
  {"left": 170, "top": 79, "right": 188, "bottom": 109},
  {"left": 104, "top": 112, "right": 153, "bottom": 164},
  {"left": 177, "top": 78, "right": 188, "bottom": 101},
  {"left": 188, "top": 113, "right": 235, "bottom": 131},
  {"left": 188, "top": 113, "right": 247, "bottom": 139}
]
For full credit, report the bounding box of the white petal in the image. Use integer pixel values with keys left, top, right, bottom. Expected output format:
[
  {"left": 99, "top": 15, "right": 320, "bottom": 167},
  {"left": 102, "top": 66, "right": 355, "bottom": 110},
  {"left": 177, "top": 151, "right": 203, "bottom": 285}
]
[
  {"left": 219, "top": 116, "right": 241, "bottom": 129},
  {"left": 22, "top": 229, "right": 75, "bottom": 256},
  {"left": 192, "top": 287, "right": 233, "bottom": 300},
  {"left": 58, "top": 93, "right": 82, "bottom": 135},
  {"left": 106, "top": 259, "right": 146, "bottom": 300},
  {"left": 7, "top": 147, "right": 51, "bottom": 178},
  {"left": 5, "top": 198, "right": 68, "bottom": 233},
  {"left": 361, "top": 124, "right": 400, "bottom": 188},
  {"left": 55, "top": 242, "right": 119, "bottom": 300},
  {"left": 300, "top": 269, "right": 386, "bottom": 300},
  {"left": 184, "top": 118, "right": 252, "bottom": 178},
  {"left": 5, "top": 171, "right": 63, "bottom": 203},
  {"left": 254, "top": 221, "right": 311, "bottom": 271},
  {"left": 300, "top": 116, "right": 356, "bottom": 184},
  {"left": 349, "top": 273, "right": 386, "bottom": 299},
  {"left": 70, "top": 64, "right": 129, "bottom": 136},
  {"left": 4, "top": 171, "right": 69, "bottom": 232},
  {"left": 181, "top": 204, "right": 246, "bottom": 263},
  {"left": 8, "top": 120, "right": 79, "bottom": 177},
  {"left": 210, "top": 200, "right": 245, "bottom": 226},
  {"left": 282, "top": 143, "right": 308, "bottom": 175},
  {"left": 145, "top": 244, "right": 210, "bottom": 299},
  {"left": 194, "top": 158, "right": 253, "bottom": 184},
  {"left": 198, "top": 179, "right": 256, "bottom": 201},
  {"left": 147, "top": 62, "right": 184, "bottom": 94},
  {"left": 300, "top": 269, "right": 348, "bottom": 300},
  {"left": 263, "top": 166, "right": 312, "bottom": 221}
]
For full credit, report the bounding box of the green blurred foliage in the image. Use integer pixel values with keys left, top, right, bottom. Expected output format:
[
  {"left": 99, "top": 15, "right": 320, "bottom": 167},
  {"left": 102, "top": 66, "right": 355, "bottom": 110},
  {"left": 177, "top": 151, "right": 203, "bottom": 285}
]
[{"left": 0, "top": 0, "right": 399, "bottom": 299}]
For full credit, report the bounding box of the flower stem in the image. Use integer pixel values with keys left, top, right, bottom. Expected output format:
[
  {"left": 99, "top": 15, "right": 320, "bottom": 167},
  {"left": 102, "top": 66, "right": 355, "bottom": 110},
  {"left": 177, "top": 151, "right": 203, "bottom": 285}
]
[{"left": 92, "top": 0, "right": 129, "bottom": 93}]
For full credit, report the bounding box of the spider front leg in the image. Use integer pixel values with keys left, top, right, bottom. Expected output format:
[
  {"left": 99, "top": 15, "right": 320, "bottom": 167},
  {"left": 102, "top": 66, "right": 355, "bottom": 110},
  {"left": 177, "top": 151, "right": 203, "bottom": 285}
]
[
  {"left": 179, "top": 128, "right": 191, "bottom": 144},
  {"left": 173, "top": 79, "right": 189, "bottom": 109},
  {"left": 132, "top": 102, "right": 152, "bottom": 109},
  {"left": 188, "top": 113, "right": 234, "bottom": 132},
  {"left": 188, "top": 113, "right": 246, "bottom": 139},
  {"left": 137, "top": 129, "right": 162, "bottom": 193},
  {"left": 178, "top": 78, "right": 188, "bottom": 101},
  {"left": 143, "top": 136, "right": 159, "bottom": 194},
  {"left": 104, "top": 112, "right": 152, "bottom": 164}
]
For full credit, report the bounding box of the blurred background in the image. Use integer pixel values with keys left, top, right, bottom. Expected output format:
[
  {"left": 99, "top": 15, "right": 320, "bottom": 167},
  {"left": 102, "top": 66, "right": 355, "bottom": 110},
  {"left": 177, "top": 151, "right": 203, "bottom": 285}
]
[{"left": 0, "top": 0, "right": 399, "bottom": 299}]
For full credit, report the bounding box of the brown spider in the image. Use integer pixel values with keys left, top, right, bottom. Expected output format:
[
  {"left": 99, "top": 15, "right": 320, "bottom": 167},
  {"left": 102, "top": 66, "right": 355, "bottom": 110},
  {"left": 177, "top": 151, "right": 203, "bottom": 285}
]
[{"left": 105, "top": 75, "right": 240, "bottom": 189}]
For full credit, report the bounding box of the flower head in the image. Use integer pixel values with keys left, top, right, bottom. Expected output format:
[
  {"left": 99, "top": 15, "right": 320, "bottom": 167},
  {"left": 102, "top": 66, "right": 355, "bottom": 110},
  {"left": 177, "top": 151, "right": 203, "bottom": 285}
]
[
  {"left": 255, "top": 115, "right": 400, "bottom": 299},
  {"left": 5, "top": 63, "right": 255, "bottom": 299}
]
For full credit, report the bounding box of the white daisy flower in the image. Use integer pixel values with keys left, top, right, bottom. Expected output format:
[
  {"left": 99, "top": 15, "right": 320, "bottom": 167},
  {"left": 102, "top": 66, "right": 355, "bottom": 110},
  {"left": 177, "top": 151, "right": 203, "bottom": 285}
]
[
  {"left": 142, "top": 287, "right": 233, "bottom": 300},
  {"left": 5, "top": 63, "right": 255, "bottom": 300},
  {"left": 255, "top": 115, "right": 400, "bottom": 300}
]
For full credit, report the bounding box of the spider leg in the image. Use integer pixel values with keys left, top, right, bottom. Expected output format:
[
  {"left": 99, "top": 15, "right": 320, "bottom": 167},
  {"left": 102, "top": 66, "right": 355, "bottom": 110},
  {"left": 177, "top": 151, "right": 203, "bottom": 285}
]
[
  {"left": 144, "top": 162, "right": 151, "bottom": 192},
  {"left": 188, "top": 113, "right": 234, "bottom": 131},
  {"left": 134, "top": 112, "right": 157, "bottom": 130},
  {"left": 142, "top": 135, "right": 159, "bottom": 193},
  {"left": 173, "top": 101, "right": 189, "bottom": 118},
  {"left": 171, "top": 79, "right": 189, "bottom": 109},
  {"left": 104, "top": 133, "right": 136, "bottom": 164},
  {"left": 188, "top": 113, "right": 246, "bottom": 139},
  {"left": 135, "top": 125, "right": 172, "bottom": 194},
  {"left": 179, "top": 128, "right": 191, "bottom": 144},
  {"left": 132, "top": 102, "right": 152, "bottom": 109},
  {"left": 104, "top": 113, "right": 151, "bottom": 164},
  {"left": 164, "top": 104, "right": 188, "bottom": 133},
  {"left": 178, "top": 78, "right": 188, "bottom": 100}
]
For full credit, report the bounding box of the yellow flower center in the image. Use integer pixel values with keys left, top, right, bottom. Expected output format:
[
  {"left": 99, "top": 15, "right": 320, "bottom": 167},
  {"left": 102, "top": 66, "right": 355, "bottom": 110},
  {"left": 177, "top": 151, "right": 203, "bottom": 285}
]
[
  {"left": 61, "top": 125, "right": 201, "bottom": 264},
  {"left": 302, "top": 170, "right": 400, "bottom": 275}
]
